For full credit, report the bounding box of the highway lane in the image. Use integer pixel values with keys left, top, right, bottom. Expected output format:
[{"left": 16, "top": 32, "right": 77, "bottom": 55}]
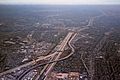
[
  {"left": 43, "top": 32, "right": 76, "bottom": 80},
  {"left": 44, "top": 32, "right": 74, "bottom": 78},
  {"left": 87, "top": 10, "right": 106, "bottom": 27}
]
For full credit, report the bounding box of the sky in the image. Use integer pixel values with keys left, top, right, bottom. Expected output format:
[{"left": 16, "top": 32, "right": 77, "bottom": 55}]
[{"left": 0, "top": 0, "right": 120, "bottom": 5}]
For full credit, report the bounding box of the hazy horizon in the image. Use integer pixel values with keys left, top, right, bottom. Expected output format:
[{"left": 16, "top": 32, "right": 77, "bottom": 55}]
[{"left": 0, "top": 0, "right": 120, "bottom": 5}]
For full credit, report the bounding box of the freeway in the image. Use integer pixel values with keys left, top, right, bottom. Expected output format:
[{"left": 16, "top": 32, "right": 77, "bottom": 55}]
[
  {"left": 31, "top": 32, "right": 77, "bottom": 80},
  {"left": 34, "top": 32, "right": 74, "bottom": 80},
  {"left": 17, "top": 32, "right": 74, "bottom": 80},
  {"left": 42, "top": 32, "right": 74, "bottom": 80},
  {"left": 40, "top": 32, "right": 76, "bottom": 80},
  {"left": 87, "top": 10, "right": 107, "bottom": 27}
]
